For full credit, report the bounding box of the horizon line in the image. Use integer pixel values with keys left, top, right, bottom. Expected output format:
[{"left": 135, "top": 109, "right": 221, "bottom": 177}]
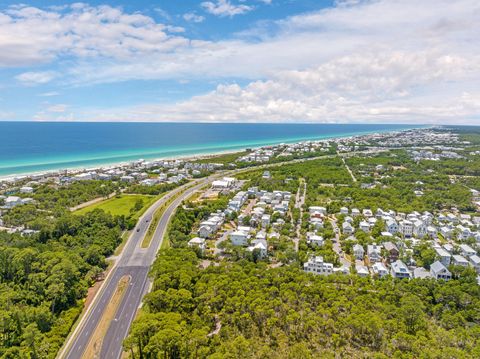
[{"left": 0, "top": 120, "right": 437, "bottom": 126}]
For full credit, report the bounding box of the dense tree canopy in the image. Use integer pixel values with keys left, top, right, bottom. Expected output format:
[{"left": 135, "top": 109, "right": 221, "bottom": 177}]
[
  {"left": 125, "top": 247, "right": 480, "bottom": 358},
  {"left": 0, "top": 210, "right": 126, "bottom": 358}
]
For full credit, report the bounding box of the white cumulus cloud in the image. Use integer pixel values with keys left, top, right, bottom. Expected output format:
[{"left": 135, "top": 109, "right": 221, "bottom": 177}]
[
  {"left": 0, "top": 4, "right": 190, "bottom": 67},
  {"left": 183, "top": 12, "right": 205, "bottom": 23},
  {"left": 15, "top": 71, "right": 57, "bottom": 85},
  {"left": 2, "top": 0, "right": 480, "bottom": 124},
  {"left": 201, "top": 0, "right": 254, "bottom": 17}
]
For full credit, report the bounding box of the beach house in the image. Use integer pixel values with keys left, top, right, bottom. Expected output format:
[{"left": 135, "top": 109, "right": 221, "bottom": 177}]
[
  {"left": 390, "top": 260, "right": 411, "bottom": 279},
  {"left": 188, "top": 237, "right": 206, "bottom": 252},
  {"left": 430, "top": 261, "right": 452, "bottom": 281},
  {"left": 230, "top": 230, "right": 250, "bottom": 246},
  {"left": 353, "top": 244, "right": 365, "bottom": 260},
  {"left": 304, "top": 256, "right": 334, "bottom": 276}
]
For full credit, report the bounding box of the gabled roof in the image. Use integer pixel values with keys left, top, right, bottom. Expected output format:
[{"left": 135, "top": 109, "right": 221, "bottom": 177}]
[
  {"left": 372, "top": 262, "right": 388, "bottom": 272},
  {"left": 353, "top": 244, "right": 364, "bottom": 251},
  {"left": 459, "top": 244, "right": 475, "bottom": 253},
  {"left": 430, "top": 260, "right": 448, "bottom": 274},
  {"left": 452, "top": 254, "right": 468, "bottom": 263},
  {"left": 189, "top": 237, "right": 205, "bottom": 245},
  {"left": 470, "top": 255, "right": 480, "bottom": 265},
  {"left": 391, "top": 260, "right": 410, "bottom": 274},
  {"left": 383, "top": 241, "right": 398, "bottom": 252},
  {"left": 435, "top": 247, "right": 451, "bottom": 257}
]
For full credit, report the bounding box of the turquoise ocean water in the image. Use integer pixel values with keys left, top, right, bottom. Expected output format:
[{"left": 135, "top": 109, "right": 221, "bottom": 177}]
[{"left": 0, "top": 122, "right": 423, "bottom": 177}]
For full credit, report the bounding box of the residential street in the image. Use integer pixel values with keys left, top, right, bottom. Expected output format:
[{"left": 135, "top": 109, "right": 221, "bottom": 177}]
[
  {"left": 329, "top": 217, "right": 351, "bottom": 268},
  {"left": 293, "top": 178, "right": 306, "bottom": 252}
]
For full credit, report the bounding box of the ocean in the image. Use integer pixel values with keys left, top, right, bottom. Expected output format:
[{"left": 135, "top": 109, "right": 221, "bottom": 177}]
[{"left": 0, "top": 122, "right": 422, "bottom": 177}]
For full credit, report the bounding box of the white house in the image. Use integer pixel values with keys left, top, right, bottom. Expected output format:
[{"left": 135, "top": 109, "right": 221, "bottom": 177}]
[
  {"left": 307, "top": 233, "right": 324, "bottom": 247},
  {"left": 457, "top": 226, "right": 473, "bottom": 241},
  {"left": 469, "top": 255, "right": 480, "bottom": 273},
  {"left": 228, "top": 191, "right": 248, "bottom": 212},
  {"left": 140, "top": 179, "right": 157, "bottom": 186},
  {"left": 430, "top": 261, "right": 452, "bottom": 281},
  {"left": 120, "top": 175, "right": 134, "bottom": 183},
  {"left": 340, "top": 207, "right": 349, "bottom": 215},
  {"left": 4, "top": 196, "right": 23, "bottom": 208},
  {"left": 333, "top": 266, "right": 350, "bottom": 275},
  {"left": 20, "top": 186, "right": 34, "bottom": 194},
  {"left": 376, "top": 208, "right": 385, "bottom": 218},
  {"left": 435, "top": 247, "right": 451, "bottom": 266},
  {"left": 309, "top": 206, "right": 327, "bottom": 216},
  {"left": 446, "top": 213, "right": 458, "bottom": 224},
  {"left": 459, "top": 244, "right": 476, "bottom": 258},
  {"left": 413, "top": 220, "right": 427, "bottom": 238},
  {"left": 359, "top": 221, "right": 370, "bottom": 233},
  {"left": 255, "top": 231, "right": 267, "bottom": 241},
  {"left": 443, "top": 243, "right": 454, "bottom": 253},
  {"left": 74, "top": 172, "right": 95, "bottom": 181},
  {"left": 356, "top": 264, "right": 369, "bottom": 277},
  {"left": 414, "top": 267, "right": 432, "bottom": 279},
  {"left": 212, "top": 177, "right": 236, "bottom": 190},
  {"left": 385, "top": 219, "right": 398, "bottom": 234},
  {"left": 372, "top": 262, "right": 389, "bottom": 278},
  {"left": 198, "top": 225, "right": 214, "bottom": 239},
  {"left": 261, "top": 214, "right": 271, "bottom": 228},
  {"left": 475, "top": 232, "right": 480, "bottom": 243},
  {"left": 367, "top": 244, "right": 383, "bottom": 263},
  {"left": 230, "top": 230, "right": 250, "bottom": 246},
  {"left": 421, "top": 213, "right": 433, "bottom": 226},
  {"left": 399, "top": 220, "right": 413, "bottom": 237},
  {"left": 342, "top": 222, "right": 354, "bottom": 235},
  {"left": 310, "top": 217, "right": 324, "bottom": 230},
  {"left": 353, "top": 244, "right": 365, "bottom": 260},
  {"left": 440, "top": 226, "right": 453, "bottom": 239},
  {"left": 390, "top": 260, "right": 411, "bottom": 279},
  {"left": 452, "top": 254, "right": 469, "bottom": 267},
  {"left": 199, "top": 216, "right": 223, "bottom": 234},
  {"left": 188, "top": 237, "right": 206, "bottom": 252},
  {"left": 22, "top": 198, "right": 34, "bottom": 205},
  {"left": 247, "top": 241, "right": 268, "bottom": 258},
  {"left": 304, "top": 256, "right": 333, "bottom": 276},
  {"left": 362, "top": 209, "right": 373, "bottom": 217},
  {"left": 427, "top": 226, "right": 438, "bottom": 238}
]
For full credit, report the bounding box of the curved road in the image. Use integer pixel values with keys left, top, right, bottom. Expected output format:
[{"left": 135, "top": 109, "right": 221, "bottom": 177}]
[{"left": 61, "top": 176, "right": 217, "bottom": 359}]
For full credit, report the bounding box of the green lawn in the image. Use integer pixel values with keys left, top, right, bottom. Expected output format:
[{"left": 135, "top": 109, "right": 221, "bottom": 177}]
[{"left": 75, "top": 194, "right": 157, "bottom": 218}]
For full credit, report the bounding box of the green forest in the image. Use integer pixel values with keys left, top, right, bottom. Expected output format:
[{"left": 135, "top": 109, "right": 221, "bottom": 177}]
[
  {"left": 0, "top": 210, "right": 127, "bottom": 358},
  {"left": 125, "top": 247, "right": 480, "bottom": 358}
]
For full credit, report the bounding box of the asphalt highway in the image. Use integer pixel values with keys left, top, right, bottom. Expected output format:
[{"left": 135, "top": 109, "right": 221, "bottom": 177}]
[{"left": 61, "top": 176, "right": 215, "bottom": 359}]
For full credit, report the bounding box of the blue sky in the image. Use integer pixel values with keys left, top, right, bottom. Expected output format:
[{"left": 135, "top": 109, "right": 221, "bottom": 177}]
[{"left": 0, "top": 0, "right": 479, "bottom": 124}]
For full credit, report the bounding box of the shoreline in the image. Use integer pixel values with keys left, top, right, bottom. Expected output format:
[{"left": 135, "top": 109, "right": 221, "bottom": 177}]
[{"left": 0, "top": 125, "right": 426, "bottom": 181}]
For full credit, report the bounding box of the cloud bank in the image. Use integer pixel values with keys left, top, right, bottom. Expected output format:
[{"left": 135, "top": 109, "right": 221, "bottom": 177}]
[{"left": 0, "top": 0, "right": 479, "bottom": 124}]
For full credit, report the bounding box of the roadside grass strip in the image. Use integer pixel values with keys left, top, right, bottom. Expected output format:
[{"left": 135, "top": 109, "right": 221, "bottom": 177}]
[{"left": 82, "top": 275, "right": 131, "bottom": 359}]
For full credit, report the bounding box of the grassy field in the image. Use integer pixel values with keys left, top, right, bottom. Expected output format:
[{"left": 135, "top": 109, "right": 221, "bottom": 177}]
[{"left": 75, "top": 194, "right": 157, "bottom": 218}]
